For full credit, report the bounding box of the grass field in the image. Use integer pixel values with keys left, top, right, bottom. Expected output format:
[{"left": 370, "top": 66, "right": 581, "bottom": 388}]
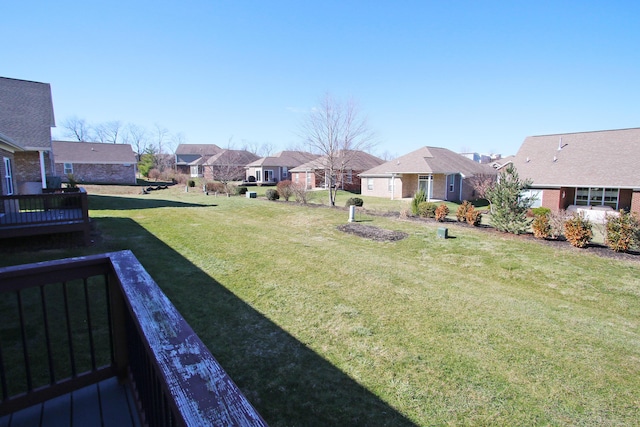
[{"left": 2, "top": 186, "right": 639, "bottom": 426}]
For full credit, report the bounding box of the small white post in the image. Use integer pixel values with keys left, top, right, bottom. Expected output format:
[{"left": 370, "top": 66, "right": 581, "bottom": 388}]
[{"left": 348, "top": 205, "right": 356, "bottom": 222}]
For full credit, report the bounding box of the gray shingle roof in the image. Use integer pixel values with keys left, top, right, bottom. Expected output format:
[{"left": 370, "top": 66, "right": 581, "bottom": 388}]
[
  {"left": 52, "top": 141, "right": 137, "bottom": 164},
  {"left": 0, "top": 77, "right": 55, "bottom": 150},
  {"left": 360, "top": 146, "right": 496, "bottom": 177},
  {"left": 511, "top": 128, "right": 640, "bottom": 188},
  {"left": 175, "top": 144, "right": 222, "bottom": 156},
  {"left": 290, "top": 150, "right": 384, "bottom": 172},
  {"left": 204, "top": 149, "right": 259, "bottom": 166},
  {"left": 245, "top": 151, "right": 319, "bottom": 168}
]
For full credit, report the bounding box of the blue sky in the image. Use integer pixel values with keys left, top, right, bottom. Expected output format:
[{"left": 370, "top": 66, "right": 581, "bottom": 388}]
[{"left": 2, "top": 1, "right": 639, "bottom": 157}]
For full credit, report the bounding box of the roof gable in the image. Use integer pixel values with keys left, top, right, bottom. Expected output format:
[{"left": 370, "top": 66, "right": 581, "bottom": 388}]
[
  {"left": 360, "top": 146, "right": 496, "bottom": 177},
  {"left": 246, "top": 151, "right": 319, "bottom": 167},
  {"left": 52, "top": 141, "right": 137, "bottom": 164},
  {"left": 204, "top": 149, "right": 259, "bottom": 166},
  {"left": 511, "top": 128, "right": 640, "bottom": 188},
  {"left": 0, "top": 77, "right": 55, "bottom": 150}
]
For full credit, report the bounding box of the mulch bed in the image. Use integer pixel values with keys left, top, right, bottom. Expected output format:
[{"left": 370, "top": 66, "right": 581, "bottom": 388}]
[{"left": 337, "top": 223, "right": 408, "bottom": 242}]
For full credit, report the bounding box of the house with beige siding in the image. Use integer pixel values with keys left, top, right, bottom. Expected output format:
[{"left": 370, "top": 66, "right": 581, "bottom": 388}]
[
  {"left": 359, "top": 146, "right": 496, "bottom": 201},
  {"left": 0, "top": 77, "right": 56, "bottom": 195},
  {"left": 245, "top": 151, "right": 318, "bottom": 185},
  {"left": 52, "top": 141, "right": 137, "bottom": 184},
  {"left": 507, "top": 128, "right": 640, "bottom": 216}
]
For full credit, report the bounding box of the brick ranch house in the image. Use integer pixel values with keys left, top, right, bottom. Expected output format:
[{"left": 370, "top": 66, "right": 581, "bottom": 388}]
[
  {"left": 506, "top": 128, "right": 640, "bottom": 216},
  {"left": 0, "top": 77, "right": 55, "bottom": 195},
  {"left": 52, "top": 141, "right": 138, "bottom": 184},
  {"left": 289, "top": 150, "right": 384, "bottom": 192},
  {"left": 360, "top": 146, "right": 496, "bottom": 201},
  {"left": 174, "top": 143, "right": 222, "bottom": 177}
]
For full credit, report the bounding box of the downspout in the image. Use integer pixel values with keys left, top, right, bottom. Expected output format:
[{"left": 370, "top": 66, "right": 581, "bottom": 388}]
[
  {"left": 39, "top": 150, "right": 47, "bottom": 189},
  {"left": 459, "top": 173, "right": 465, "bottom": 201},
  {"left": 390, "top": 174, "right": 395, "bottom": 200},
  {"left": 427, "top": 174, "right": 432, "bottom": 201}
]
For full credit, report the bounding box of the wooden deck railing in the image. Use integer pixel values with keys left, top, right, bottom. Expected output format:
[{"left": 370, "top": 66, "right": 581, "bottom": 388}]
[
  {"left": 0, "top": 251, "right": 267, "bottom": 426},
  {"left": 0, "top": 188, "right": 90, "bottom": 245}
]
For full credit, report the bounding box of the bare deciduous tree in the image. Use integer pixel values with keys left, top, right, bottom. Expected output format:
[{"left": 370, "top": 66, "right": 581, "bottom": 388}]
[
  {"left": 468, "top": 173, "right": 497, "bottom": 200},
  {"left": 61, "top": 116, "right": 94, "bottom": 142},
  {"left": 124, "top": 124, "right": 148, "bottom": 161},
  {"left": 95, "top": 120, "right": 122, "bottom": 144},
  {"left": 299, "top": 93, "right": 376, "bottom": 206}
]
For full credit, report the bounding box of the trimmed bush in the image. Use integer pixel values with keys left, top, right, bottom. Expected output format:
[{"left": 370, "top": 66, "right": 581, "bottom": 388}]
[
  {"left": 188, "top": 180, "right": 196, "bottom": 187},
  {"left": 564, "top": 213, "right": 593, "bottom": 248},
  {"left": 411, "top": 190, "right": 427, "bottom": 216},
  {"left": 265, "top": 189, "right": 280, "bottom": 201},
  {"left": 435, "top": 204, "right": 449, "bottom": 222},
  {"left": 345, "top": 197, "right": 364, "bottom": 207},
  {"left": 456, "top": 200, "right": 472, "bottom": 222},
  {"left": 238, "top": 186, "right": 248, "bottom": 195},
  {"left": 205, "top": 182, "right": 226, "bottom": 193},
  {"left": 417, "top": 201, "right": 438, "bottom": 218},
  {"left": 532, "top": 213, "right": 551, "bottom": 239},
  {"left": 465, "top": 205, "right": 482, "bottom": 226},
  {"left": 605, "top": 210, "right": 640, "bottom": 252}
]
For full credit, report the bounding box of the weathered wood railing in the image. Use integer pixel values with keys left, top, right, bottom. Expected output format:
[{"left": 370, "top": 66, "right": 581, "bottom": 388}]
[
  {"left": 0, "top": 251, "right": 267, "bottom": 426},
  {"left": 0, "top": 188, "right": 90, "bottom": 245}
]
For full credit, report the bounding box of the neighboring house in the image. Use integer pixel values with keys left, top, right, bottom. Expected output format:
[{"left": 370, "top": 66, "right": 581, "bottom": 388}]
[
  {"left": 245, "top": 151, "right": 319, "bottom": 185},
  {"left": 0, "top": 76, "right": 56, "bottom": 195},
  {"left": 52, "top": 141, "right": 138, "bottom": 184},
  {"left": 175, "top": 144, "right": 222, "bottom": 177},
  {"left": 508, "top": 128, "right": 640, "bottom": 215},
  {"left": 202, "top": 149, "right": 260, "bottom": 182},
  {"left": 360, "top": 146, "right": 497, "bottom": 201},
  {"left": 290, "top": 150, "right": 384, "bottom": 192}
]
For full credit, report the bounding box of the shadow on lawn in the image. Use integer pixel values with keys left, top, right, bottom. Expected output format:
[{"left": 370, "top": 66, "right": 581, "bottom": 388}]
[
  {"left": 96, "top": 217, "right": 417, "bottom": 427},
  {"left": 88, "top": 194, "right": 214, "bottom": 210}
]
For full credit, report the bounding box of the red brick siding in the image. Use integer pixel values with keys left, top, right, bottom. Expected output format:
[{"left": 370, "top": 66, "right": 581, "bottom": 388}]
[
  {"left": 542, "top": 188, "right": 562, "bottom": 210},
  {"left": 14, "top": 151, "right": 53, "bottom": 183},
  {"left": 55, "top": 163, "right": 136, "bottom": 184},
  {"left": 631, "top": 191, "right": 640, "bottom": 215}
]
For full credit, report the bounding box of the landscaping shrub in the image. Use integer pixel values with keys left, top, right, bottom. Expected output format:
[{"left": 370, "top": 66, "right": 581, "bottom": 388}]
[
  {"left": 265, "top": 189, "right": 280, "bottom": 201},
  {"left": 548, "top": 209, "right": 569, "bottom": 239},
  {"left": 532, "top": 212, "right": 551, "bottom": 239},
  {"left": 411, "top": 190, "right": 427, "bottom": 216},
  {"left": 188, "top": 180, "right": 196, "bottom": 188},
  {"left": 605, "top": 210, "right": 640, "bottom": 252},
  {"left": 205, "top": 182, "right": 226, "bottom": 193},
  {"left": 485, "top": 164, "right": 535, "bottom": 234},
  {"left": 465, "top": 205, "right": 482, "bottom": 226},
  {"left": 417, "top": 201, "right": 438, "bottom": 218},
  {"left": 277, "top": 180, "right": 294, "bottom": 201},
  {"left": 435, "top": 204, "right": 449, "bottom": 222},
  {"left": 292, "top": 183, "right": 312, "bottom": 204},
  {"left": 226, "top": 183, "right": 239, "bottom": 195},
  {"left": 238, "top": 186, "right": 248, "bottom": 195},
  {"left": 531, "top": 207, "right": 551, "bottom": 217},
  {"left": 345, "top": 197, "right": 364, "bottom": 207},
  {"left": 456, "top": 200, "right": 472, "bottom": 222},
  {"left": 564, "top": 213, "right": 593, "bottom": 248}
]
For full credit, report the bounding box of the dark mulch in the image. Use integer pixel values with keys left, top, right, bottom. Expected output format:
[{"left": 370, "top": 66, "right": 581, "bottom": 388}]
[{"left": 337, "top": 223, "right": 408, "bottom": 242}]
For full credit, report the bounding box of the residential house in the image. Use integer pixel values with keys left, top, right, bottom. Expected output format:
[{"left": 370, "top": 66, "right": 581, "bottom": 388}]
[
  {"left": 289, "top": 150, "right": 384, "bottom": 192},
  {"left": 359, "top": 146, "right": 497, "bottom": 200},
  {"left": 245, "top": 150, "right": 319, "bottom": 185},
  {"left": 202, "top": 149, "right": 259, "bottom": 182},
  {"left": 175, "top": 143, "right": 222, "bottom": 177},
  {"left": 0, "top": 77, "right": 55, "bottom": 195},
  {"left": 507, "top": 128, "right": 640, "bottom": 215},
  {"left": 52, "top": 141, "right": 137, "bottom": 184}
]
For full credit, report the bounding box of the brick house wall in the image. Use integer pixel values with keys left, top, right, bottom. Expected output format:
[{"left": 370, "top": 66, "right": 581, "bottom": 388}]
[
  {"left": 631, "top": 191, "right": 640, "bottom": 215},
  {"left": 541, "top": 188, "right": 562, "bottom": 210},
  {"left": 55, "top": 163, "right": 136, "bottom": 184},
  {"left": 14, "top": 151, "right": 52, "bottom": 183}
]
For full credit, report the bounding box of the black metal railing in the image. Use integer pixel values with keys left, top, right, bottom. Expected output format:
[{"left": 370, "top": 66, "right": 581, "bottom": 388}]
[
  {"left": 0, "top": 189, "right": 90, "bottom": 245},
  {"left": 0, "top": 251, "right": 267, "bottom": 426}
]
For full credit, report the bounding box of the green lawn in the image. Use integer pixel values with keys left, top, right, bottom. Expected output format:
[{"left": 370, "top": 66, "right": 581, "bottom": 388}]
[{"left": 2, "top": 187, "right": 639, "bottom": 426}]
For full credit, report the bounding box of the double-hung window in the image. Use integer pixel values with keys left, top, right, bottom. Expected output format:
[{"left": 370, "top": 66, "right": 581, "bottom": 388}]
[
  {"left": 3, "top": 157, "right": 13, "bottom": 195},
  {"left": 64, "top": 162, "right": 74, "bottom": 175}
]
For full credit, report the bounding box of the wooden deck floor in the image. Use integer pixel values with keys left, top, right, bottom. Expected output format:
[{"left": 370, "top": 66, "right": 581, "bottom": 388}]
[{"left": 0, "top": 377, "right": 141, "bottom": 427}]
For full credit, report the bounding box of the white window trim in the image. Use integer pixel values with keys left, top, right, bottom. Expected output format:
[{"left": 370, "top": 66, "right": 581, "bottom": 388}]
[
  {"left": 282, "top": 166, "right": 288, "bottom": 178},
  {"left": 64, "top": 162, "right": 74, "bottom": 175},
  {"left": 4, "top": 157, "right": 14, "bottom": 195},
  {"left": 367, "top": 178, "right": 373, "bottom": 191}
]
